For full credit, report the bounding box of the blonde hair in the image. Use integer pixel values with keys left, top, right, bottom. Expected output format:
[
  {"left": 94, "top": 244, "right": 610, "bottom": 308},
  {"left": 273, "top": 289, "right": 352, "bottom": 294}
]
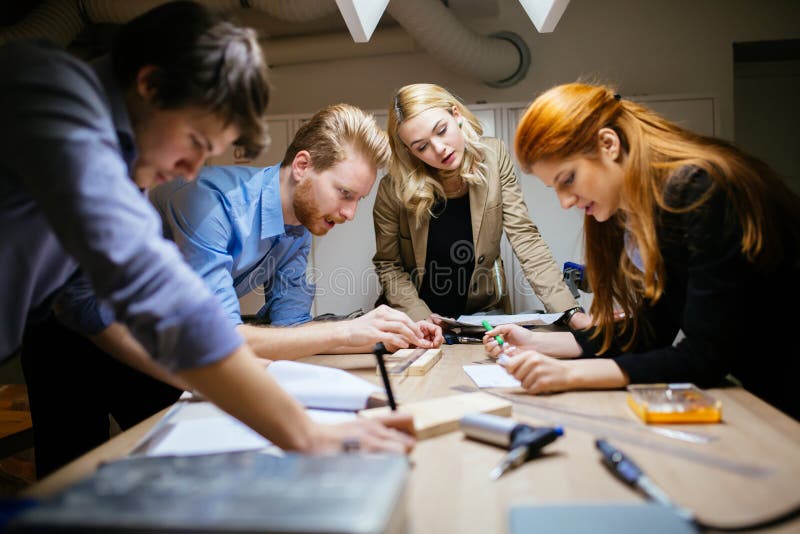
[
  {"left": 515, "top": 82, "right": 800, "bottom": 353},
  {"left": 387, "top": 83, "right": 489, "bottom": 226},
  {"left": 282, "top": 103, "right": 390, "bottom": 171}
]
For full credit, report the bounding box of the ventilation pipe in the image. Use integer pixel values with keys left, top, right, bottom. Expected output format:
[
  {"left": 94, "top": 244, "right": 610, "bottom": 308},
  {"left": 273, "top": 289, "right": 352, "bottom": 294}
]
[
  {"left": 247, "top": 0, "right": 339, "bottom": 23},
  {"left": 386, "top": 0, "right": 529, "bottom": 87},
  {"left": 265, "top": 26, "right": 418, "bottom": 67},
  {"left": 0, "top": 0, "right": 84, "bottom": 46},
  {"left": 0, "top": 0, "right": 531, "bottom": 87},
  {"left": 255, "top": 0, "right": 530, "bottom": 87}
]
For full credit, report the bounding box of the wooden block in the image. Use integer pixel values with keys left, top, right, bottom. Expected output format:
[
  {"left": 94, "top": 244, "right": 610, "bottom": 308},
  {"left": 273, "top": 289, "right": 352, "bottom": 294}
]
[
  {"left": 377, "top": 348, "right": 442, "bottom": 377},
  {"left": 407, "top": 348, "right": 442, "bottom": 376},
  {"left": 359, "top": 392, "right": 512, "bottom": 440},
  {"left": 384, "top": 348, "right": 418, "bottom": 362}
]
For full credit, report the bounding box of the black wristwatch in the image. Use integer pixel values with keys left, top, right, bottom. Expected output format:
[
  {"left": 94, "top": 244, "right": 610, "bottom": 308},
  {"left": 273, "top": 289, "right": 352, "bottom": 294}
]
[{"left": 558, "top": 306, "right": 585, "bottom": 327}]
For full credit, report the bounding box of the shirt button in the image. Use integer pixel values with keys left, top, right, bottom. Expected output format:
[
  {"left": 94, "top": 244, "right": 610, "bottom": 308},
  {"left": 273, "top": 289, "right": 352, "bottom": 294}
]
[{"left": 477, "top": 255, "right": 485, "bottom": 264}]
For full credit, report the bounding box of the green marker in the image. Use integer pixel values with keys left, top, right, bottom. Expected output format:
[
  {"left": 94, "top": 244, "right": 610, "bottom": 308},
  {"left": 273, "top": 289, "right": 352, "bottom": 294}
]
[{"left": 481, "top": 320, "right": 505, "bottom": 348}]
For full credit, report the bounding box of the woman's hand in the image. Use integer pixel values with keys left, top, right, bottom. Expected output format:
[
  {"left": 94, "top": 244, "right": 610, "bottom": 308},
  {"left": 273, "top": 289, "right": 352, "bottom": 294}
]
[
  {"left": 484, "top": 326, "right": 582, "bottom": 359},
  {"left": 417, "top": 320, "right": 444, "bottom": 347},
  {"left": 482, "top": 324, "right": 534, "bottom": 358},
  {"left": 567, "top": 311, "right": 593, "bottom": 330},
  {"left": 502, "top": 350, "right": 575, "bottom": 393},
  {"left": 502, "top": 351, "right": 628, "bottom": 394}
]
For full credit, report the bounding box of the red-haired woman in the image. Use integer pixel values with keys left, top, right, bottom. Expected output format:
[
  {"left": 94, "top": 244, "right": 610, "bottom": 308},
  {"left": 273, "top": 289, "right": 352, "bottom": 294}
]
[{"left": 484, "top": 82, "right": 800, "bottom": 420}]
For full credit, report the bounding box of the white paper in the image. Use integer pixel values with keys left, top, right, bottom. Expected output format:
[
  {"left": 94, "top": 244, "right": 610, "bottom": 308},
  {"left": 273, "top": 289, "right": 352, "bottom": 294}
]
[
  {"left": 147, "top": 416, "right": 271, "bottom": 457},
  {"left": 266, "top": 360, "right": 381, "bottom": 411},
  {"left": 144, "top": 406, "right": 357, "bottom": 457},
  {"left": 305, "top": 409, "right": 359, "bottom": 425},
  {"left": 463, "top": 364, "right": 522, "bottom": 388},
  {"left": 456, "top": 313, "right": 563, "bottom": 327}
]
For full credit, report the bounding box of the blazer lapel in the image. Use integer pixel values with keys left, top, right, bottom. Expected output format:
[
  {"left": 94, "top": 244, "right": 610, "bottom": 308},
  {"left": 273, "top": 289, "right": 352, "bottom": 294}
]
[
  {"left": 469, "top": 179, "right": 488, "bottom": 251},
  {"left": 407, "top": 209, "right": 429, "bottom": 275}
]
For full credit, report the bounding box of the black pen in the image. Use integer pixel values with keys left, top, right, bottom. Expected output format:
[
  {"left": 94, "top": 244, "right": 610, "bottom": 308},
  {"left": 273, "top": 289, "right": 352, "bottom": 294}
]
[
  {"left": 595, "top": 439, "right": 694, "bottom": 521},
  {"left": 373, "top": 342, "right": 396, "bottom": 411}
]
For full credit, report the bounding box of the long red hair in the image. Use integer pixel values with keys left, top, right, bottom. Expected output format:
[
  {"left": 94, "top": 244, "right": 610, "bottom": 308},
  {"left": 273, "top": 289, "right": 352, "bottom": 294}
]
[{"left": 515, "top": 83, "right": 800, "bottom": 352}]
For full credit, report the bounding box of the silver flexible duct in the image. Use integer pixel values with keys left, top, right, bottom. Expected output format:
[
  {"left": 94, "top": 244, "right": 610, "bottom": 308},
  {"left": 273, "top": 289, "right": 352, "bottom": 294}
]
[
  {"left": 249, "top": 0, "right": 339, "bottom": 23},
  {"left": 386, "top": 0, "right": 529, "bottom": 86},
  {"left": 0, "top": 0, "right": 83, "bottom": 47},
  {"left": 0, "top": 0, "right": 530, "bottom": 87}
]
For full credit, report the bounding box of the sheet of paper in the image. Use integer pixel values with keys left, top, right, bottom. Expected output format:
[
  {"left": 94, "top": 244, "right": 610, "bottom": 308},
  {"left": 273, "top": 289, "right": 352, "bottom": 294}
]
[
  {"left": 180, "top": 360, "right": 381, "bottom": 411},
  {"left": 144, "top": 406, "right": 357, "bottom": 457},
  {"left": 305, "top": 409, "right": 359, "bottom": 425},
  {"left": 267, "top": 360, "right": 381, "bottom": 411},
  {"left": 463, "top": 364, "right": 522, "bottom": 388},
  {"left": 146, "top": 416, "right": 272, "bottom": 457},
  {"left": 456, "top": 313, "right": 563, "bottom": 327}
]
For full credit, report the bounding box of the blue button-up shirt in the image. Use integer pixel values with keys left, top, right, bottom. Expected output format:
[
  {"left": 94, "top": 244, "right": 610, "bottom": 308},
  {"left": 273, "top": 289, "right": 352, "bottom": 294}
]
[
  {"left": 149, "top": 164, "right": 314, "bottom": 327},
  {"left": 0, "top": 40, "right": 242, "bottom": 370}
]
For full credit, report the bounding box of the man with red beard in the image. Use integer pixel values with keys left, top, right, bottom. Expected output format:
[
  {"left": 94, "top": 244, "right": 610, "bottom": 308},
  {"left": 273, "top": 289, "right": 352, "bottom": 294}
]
[{"left": 149, "top": 103, "right": 443, "bottom": 359}]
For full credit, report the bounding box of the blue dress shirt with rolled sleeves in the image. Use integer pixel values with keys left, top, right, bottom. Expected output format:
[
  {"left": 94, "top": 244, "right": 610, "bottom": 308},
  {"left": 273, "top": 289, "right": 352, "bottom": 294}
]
[
  {"left": 0, "top": 39, "right": 243, "bottom": 370},
  {"left": 149, "top": 164, "right": 315, "bottom": 327}
]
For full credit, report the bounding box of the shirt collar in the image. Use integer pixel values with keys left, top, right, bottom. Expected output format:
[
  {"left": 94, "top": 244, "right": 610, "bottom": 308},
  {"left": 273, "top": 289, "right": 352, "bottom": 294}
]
[
  {"left": 91, "top": 55, "right": 137, "bottom": 174},
  {"left": 260, "top": 165, "right": 309, "bottom": 240},
  {"left": 283, "top": 224, "right": 307, "bottom": 237},
  {"left": 260, "top": 164, "right": 287, "bottom": 238}
]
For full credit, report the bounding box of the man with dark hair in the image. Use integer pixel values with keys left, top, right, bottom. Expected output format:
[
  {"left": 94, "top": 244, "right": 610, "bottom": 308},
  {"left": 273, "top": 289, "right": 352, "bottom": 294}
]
[
  {"left": 2, "top": 1, "right": 412, "bottom": 477},
  {"left": 109, "top": 0, "right": 269, "bottom": 161}
]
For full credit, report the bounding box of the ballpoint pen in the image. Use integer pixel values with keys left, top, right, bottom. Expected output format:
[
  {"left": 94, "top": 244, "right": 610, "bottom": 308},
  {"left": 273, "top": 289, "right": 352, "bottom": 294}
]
[
  {"left": 595, "top": 438, "right": 695, "bottom": 521},
  {"left": 489, "top": 424, "right": 563, "bottom": 480},
  {"left": 461, "top": 413, "right": 563, "bottom": 480}
]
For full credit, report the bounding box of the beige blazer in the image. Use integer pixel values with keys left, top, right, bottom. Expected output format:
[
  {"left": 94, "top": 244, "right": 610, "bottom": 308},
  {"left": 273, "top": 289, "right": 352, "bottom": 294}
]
[{"left": 372, "top": 137, "right": 577, "bottom": 321}]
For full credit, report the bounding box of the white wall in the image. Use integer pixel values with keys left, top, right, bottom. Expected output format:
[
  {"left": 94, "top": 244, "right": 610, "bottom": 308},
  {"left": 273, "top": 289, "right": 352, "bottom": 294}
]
[{"left": 263, "top": 0, "right": 800, "bottom": 141}]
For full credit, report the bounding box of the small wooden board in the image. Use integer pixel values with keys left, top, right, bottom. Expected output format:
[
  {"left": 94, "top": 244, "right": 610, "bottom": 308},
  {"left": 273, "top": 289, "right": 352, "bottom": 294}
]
[
  {"left": 378, "top": 347, "right": 442, "bottom": 377},
  {"left": 359, "top": 392, "right": 512, "bottom": 440}
]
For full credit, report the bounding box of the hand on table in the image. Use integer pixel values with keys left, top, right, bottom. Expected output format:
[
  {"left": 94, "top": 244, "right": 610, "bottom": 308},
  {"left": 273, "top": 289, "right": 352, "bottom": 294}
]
[
  {"left": 343, "top": 305, "right": 433, "bottom": 351},
  {"left": 416, "top": 319, "right": 444, "bottom": 348},
  {"left": 313, "top": 415, "right": 415, "bottom": 454},
  {"left": 501, "top": 349, "right": 575, "bottom": 394}
]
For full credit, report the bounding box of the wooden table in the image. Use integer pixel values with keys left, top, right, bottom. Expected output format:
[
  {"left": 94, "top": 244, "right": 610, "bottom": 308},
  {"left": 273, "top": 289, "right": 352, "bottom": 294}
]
[
  {"left": 24, "top": 345, "right": 800, "bottom": 533},
  {"left": 0, "top": 384, "right": 33, "bottom": 458}
]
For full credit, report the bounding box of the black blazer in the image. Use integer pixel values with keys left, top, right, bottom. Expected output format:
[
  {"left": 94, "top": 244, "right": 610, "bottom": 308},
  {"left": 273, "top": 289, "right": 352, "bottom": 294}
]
[{"left": 576, "top": 167, "right": 800, "bottom": 420}]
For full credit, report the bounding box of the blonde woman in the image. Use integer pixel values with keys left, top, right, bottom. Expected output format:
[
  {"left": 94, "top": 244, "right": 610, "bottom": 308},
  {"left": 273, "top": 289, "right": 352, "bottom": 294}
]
[
  {"left": 489, "top": 82, "right": 800, "bottom": 420},
  {"left": 373, "top": 83, "right": 586, "bottom": 328}
]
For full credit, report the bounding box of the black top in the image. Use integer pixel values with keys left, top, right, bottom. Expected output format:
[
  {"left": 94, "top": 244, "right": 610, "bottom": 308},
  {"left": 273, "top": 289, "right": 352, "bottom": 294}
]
[
  {"left": 419, "top": 195, "right": 475, "bottom": 318},
  {"left": 574, "top": 167, "right": 800, "bottom": 420}
]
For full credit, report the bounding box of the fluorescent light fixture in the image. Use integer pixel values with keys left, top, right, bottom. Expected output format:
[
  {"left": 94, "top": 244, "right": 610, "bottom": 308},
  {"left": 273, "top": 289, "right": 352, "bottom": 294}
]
[
  {"left": 517, "top": 0, "right": 570, "bottom": 33},
  {"left": 335, "top": 0, "right": 390, "bottom": 43}
]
